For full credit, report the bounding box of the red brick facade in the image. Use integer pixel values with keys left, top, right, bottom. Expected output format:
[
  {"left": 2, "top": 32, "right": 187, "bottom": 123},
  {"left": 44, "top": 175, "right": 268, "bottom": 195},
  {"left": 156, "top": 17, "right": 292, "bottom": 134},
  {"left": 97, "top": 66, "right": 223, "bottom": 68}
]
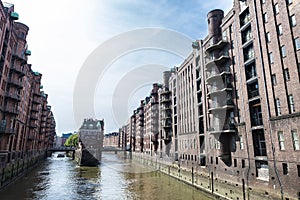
[
  {"left": 0, "top": 2, "right": 56, "bottom": 174},
  {"left": 119, "top": 0, "right": 300, "bottom": 199}
]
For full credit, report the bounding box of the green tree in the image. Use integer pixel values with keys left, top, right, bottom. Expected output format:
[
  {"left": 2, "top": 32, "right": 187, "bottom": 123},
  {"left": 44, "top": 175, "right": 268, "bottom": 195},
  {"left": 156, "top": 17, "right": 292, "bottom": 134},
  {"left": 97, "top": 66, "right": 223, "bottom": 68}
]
[{"left": 64, "top": 133, "right": 78, "bottom": 147}]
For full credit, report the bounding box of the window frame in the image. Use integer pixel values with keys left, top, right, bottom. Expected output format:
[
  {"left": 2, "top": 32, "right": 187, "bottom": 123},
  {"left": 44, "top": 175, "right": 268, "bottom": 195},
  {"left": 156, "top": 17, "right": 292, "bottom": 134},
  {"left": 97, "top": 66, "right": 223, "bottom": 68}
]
[
  {"left": 266, "top": 32, "right": 271, "bottom": 43},
  {"left": 278, "top": 131, "right": 285, "bottom": 150},
  {"left": 291, "top": 14, "right": 296, "bottom": 27},
  {"left": 284, "top": 68, "right": 290, "bottom": 81},
  {"left": 278, "top": 24, "right": 283, "bottom": 35},
  {"left": 269, "top": 52, "right": 274, "bottom": 63},
  {"left": 292, "top": 130, "right": 299, "bottom": 150},
  {"left": 274, "top": 4, "right": 279, "bottom": 15},
  {"left": 288, "top": 95, "right": 295, "bottom": 113},
  {"left": 276, "top": 98, "right": 281, "bottom": 116},
  {"left": 240, "top": 135, "right": 244, "bottom": 150},
  {"left": 263, "top": 13, "right": 268, "bottom": 23},
  {"left": 295, "top": 38, "right": 300, "bottom": 50},
  {"left": 282, "top": 163, "right": 288, "bottom": 175},
  {"left": 281, "top": 45, "right": 286, "bottom": 57},
  {"left": 272, "top": 74, "right": 277, "bottom": 86}
]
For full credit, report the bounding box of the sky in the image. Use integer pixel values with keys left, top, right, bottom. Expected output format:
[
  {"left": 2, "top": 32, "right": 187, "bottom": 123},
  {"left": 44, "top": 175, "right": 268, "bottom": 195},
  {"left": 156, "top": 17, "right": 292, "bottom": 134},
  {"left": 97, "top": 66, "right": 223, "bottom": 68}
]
[{"left": 7, "top": 0, "right": 232, "bottom": 135}]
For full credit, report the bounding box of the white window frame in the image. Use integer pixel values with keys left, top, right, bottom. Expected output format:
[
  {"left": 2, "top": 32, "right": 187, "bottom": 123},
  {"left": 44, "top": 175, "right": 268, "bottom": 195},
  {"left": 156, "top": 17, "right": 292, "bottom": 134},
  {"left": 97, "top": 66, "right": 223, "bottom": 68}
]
[
  {"left": 288, "top": 95, "right": 295, "bottom": 113},
  {"left": 292, "top": 130, "right": 299, "bottom": 150},
  {"left": 269, "top": 52, "right": 274, "bottom": 63},
  {"left": 281, "top": 45, "right": 286, "bottom": 57},
  {"left": 278, "top": 24, "right": 283, "bottom": 35},
  {"left": 275, "top": 4, "right": 279, "bottom": 14},
  {"left": 295, "top": 38, "right": 300, "bottom": 50},
  {"left": 291, "top": 15, "right": 296, "bottom": 27},
  {"left": 276, "top": 98, "right": 281, "bottom": 116}
]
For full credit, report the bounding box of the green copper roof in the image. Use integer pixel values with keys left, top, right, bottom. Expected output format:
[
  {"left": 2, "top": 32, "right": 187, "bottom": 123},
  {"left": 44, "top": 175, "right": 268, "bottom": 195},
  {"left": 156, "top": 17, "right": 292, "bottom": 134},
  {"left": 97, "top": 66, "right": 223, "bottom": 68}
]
[
  {"left": 10, "top": 12, "right": 19, "bottom": 20},
  {"left": 25, "top": 50, "right": 31, "bottom": 56}
]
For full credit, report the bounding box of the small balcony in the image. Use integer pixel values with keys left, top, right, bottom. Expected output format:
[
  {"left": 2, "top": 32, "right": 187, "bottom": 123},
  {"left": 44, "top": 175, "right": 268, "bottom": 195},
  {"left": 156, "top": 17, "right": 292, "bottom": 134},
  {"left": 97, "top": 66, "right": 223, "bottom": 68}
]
[
  {"left": 207, "top": 84, "right": 233, "bottom": 96},
  {"left": 31, "top": 105, "right": 39, "bottom": 112},
  {"left": 206, "top": 67, "right": 231, "bottom": 82},
  {"left": 243, "top": 44, "right": 255, "bottom": 66},
  {"left": 240, "top": 9, "right": 251, "bottom": 30},
  {"left": 163, "top": 128, "right": 172, "bottom": 139},
  {"left": 1, "top": 106, "right": 19, "bottom": 115},
  {"left": 205, "top": 36, "right": 228, "bottom": 53},
  {"left": 245, "top": 64, "right": 257, "bottom": 82},
  {"left": 248, "top": 90, "right": 259, "bottom": 100},
  {"left": 208, "top": 99, "right": 234, "bottom": 112},
  {"left": 29, "top": 122, "right": 38, "bottom": 128},
  {"left": 5, "top": 92, "right": 21, "bottom": 102},
  {"left": 163, "top": 121, "right": 172, "bottom": 129},
  {"left": 32, "top": 96, "right": 41, "bottom": 104},
  {"left": 30, "top": 114, "right": 39, "bottom": 121},
  {"left": 12, "top": 51, "right": 27, "bottom": 64},
  {"left": 0, "top": 127, "right": 16, "bottom": 134},
  {"left": 241, "top": 26, "right": 253, "bottom": 48},
  {"left": 205, "top": 51, "right": 230, "bottom": 68},
  {"left": 33, "top": 91, "right": 42, "bottom": 97},
  {"left": 161, "top": 98, "right": 171, "bottom": 104},
  {"left": 250, "top": 101, "right": 263, "bottom": 127},
  {"left": 7, "top": 77, "right": 23, "bottom": 89},
  {"left": 10, "top": 65, "right": 26, "bottom": 76},
  {"left": 160, "top": 90, "right": 171, "bottom": 95},
  {"left": 247, "top": 81, "right": 260, "bottom": 100},
  {"left": 208, "top": 123, "right": 236, "bottom": 134}
]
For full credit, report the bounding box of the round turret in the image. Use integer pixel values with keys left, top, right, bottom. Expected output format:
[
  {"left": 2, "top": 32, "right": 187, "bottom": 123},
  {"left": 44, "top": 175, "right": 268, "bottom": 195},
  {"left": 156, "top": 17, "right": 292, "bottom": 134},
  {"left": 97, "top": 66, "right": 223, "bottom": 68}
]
[{"left": 207, "top": 9, "right": 224, "bottom": 38}]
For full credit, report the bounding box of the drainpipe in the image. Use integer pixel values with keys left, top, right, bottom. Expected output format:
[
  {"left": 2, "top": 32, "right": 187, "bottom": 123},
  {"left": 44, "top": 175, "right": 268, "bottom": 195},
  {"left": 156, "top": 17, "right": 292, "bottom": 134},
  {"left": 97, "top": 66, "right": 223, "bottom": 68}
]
[{"left": 252, "top": 1, "right": 284, "bottom": 199}]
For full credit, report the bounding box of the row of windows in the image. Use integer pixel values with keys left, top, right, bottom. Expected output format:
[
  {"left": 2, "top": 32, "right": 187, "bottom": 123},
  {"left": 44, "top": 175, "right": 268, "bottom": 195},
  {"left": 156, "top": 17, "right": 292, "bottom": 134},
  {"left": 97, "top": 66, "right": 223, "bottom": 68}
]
[
  {"left": 282, "top": 163, "right": 300, "bottom": 177},
  {"left": 268, "top": 38, "right": 300, "bottom": 63},
  {"left": 261, "top": 0, "right": 294, "bottom": 10},
  {"left": 263, "top": 12, "right": 296, "bottom": 27},
  {"left": 179, "top": 138, "right": 197, "bottom": 150},
  {"left": 278, "top": 130, "right": 299, "bottom": 151},
  {"left": 271, "top": 68, "right": 291, "bottom": 86},
  {"left": 210, "top": 157, "right": 247, "bottom": 168},
  {"left": 180, "top": 154, "right": 197, "bottom": 161},
  {"left": 210, "top": 155, "right": 300, "bottom": 177},
  {"left": 275, "top": 94, "right": 295, "bottom": 115}
]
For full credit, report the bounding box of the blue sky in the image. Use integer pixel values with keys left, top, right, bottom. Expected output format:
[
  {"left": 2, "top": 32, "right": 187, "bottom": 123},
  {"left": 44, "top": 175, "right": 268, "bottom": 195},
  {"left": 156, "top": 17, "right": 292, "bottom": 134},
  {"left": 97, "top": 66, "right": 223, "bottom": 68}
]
[{"left": 8, "top": 0, "right": 232, "bottom": 135}]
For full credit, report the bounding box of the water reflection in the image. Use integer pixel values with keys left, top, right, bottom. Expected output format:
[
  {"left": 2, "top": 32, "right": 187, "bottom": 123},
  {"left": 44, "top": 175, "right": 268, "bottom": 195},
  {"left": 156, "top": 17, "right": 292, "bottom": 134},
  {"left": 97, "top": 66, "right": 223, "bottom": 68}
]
[{"left": 0, "top": 153, "right": 212, "bottom": 200}]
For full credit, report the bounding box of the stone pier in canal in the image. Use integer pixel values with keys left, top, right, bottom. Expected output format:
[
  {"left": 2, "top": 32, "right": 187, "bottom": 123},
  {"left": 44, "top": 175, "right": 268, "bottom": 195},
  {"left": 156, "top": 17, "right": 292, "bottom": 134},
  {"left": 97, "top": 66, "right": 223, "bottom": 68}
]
[{"left": 75, "top": 118, "right": 104, "bottom": 166}]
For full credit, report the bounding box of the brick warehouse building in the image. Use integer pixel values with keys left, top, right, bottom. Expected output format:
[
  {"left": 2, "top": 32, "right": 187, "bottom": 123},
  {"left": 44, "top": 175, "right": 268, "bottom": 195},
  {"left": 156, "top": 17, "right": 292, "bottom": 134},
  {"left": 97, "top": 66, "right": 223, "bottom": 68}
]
[
  {"left": 0, "top": 2, "right": 56, "bottom": 188},
  {"left": 119, "top": 0, "right": 300, "bottom": 199}
]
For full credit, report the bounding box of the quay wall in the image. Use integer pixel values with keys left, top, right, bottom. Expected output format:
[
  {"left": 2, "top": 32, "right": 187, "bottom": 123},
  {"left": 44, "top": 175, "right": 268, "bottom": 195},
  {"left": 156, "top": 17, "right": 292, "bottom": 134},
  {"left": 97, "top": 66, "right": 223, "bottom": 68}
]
[
  {"left": 128, "top": 152, "right": 286, "bottom": 200},
  {"left": 0, "top": 151, "right": 47, "bottom": 190}
]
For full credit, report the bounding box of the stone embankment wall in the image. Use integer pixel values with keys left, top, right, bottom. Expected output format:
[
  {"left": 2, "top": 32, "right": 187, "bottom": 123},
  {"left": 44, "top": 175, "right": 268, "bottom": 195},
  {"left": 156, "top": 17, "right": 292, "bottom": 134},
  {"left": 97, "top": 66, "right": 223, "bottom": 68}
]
[
  {"left": 129, "top": 152, "right": 284, "bottom": 200},
  {"left": 0, "top": 151, "right": 46, "bottom": 190}
]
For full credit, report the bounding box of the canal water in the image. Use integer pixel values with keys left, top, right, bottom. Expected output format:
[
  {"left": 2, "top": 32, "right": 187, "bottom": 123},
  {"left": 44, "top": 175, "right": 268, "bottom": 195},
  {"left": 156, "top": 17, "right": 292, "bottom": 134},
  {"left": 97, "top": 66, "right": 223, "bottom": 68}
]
[{"left": 0, "top": 153, "right": 213, "bottom": 200}]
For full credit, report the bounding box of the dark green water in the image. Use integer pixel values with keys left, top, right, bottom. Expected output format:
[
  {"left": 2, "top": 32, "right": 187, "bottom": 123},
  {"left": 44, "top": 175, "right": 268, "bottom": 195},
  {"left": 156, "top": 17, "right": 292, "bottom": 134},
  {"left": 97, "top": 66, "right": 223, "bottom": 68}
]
[{"left": 0, "top": 153, "right": 213, "bottom": 200}]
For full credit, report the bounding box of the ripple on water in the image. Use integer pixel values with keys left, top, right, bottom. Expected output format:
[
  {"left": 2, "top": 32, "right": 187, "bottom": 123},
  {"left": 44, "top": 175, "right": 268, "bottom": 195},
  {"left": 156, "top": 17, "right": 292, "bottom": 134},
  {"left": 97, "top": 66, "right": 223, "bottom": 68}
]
[{"left": 0, "top": 153, "right": 213, "bottom": 200}]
